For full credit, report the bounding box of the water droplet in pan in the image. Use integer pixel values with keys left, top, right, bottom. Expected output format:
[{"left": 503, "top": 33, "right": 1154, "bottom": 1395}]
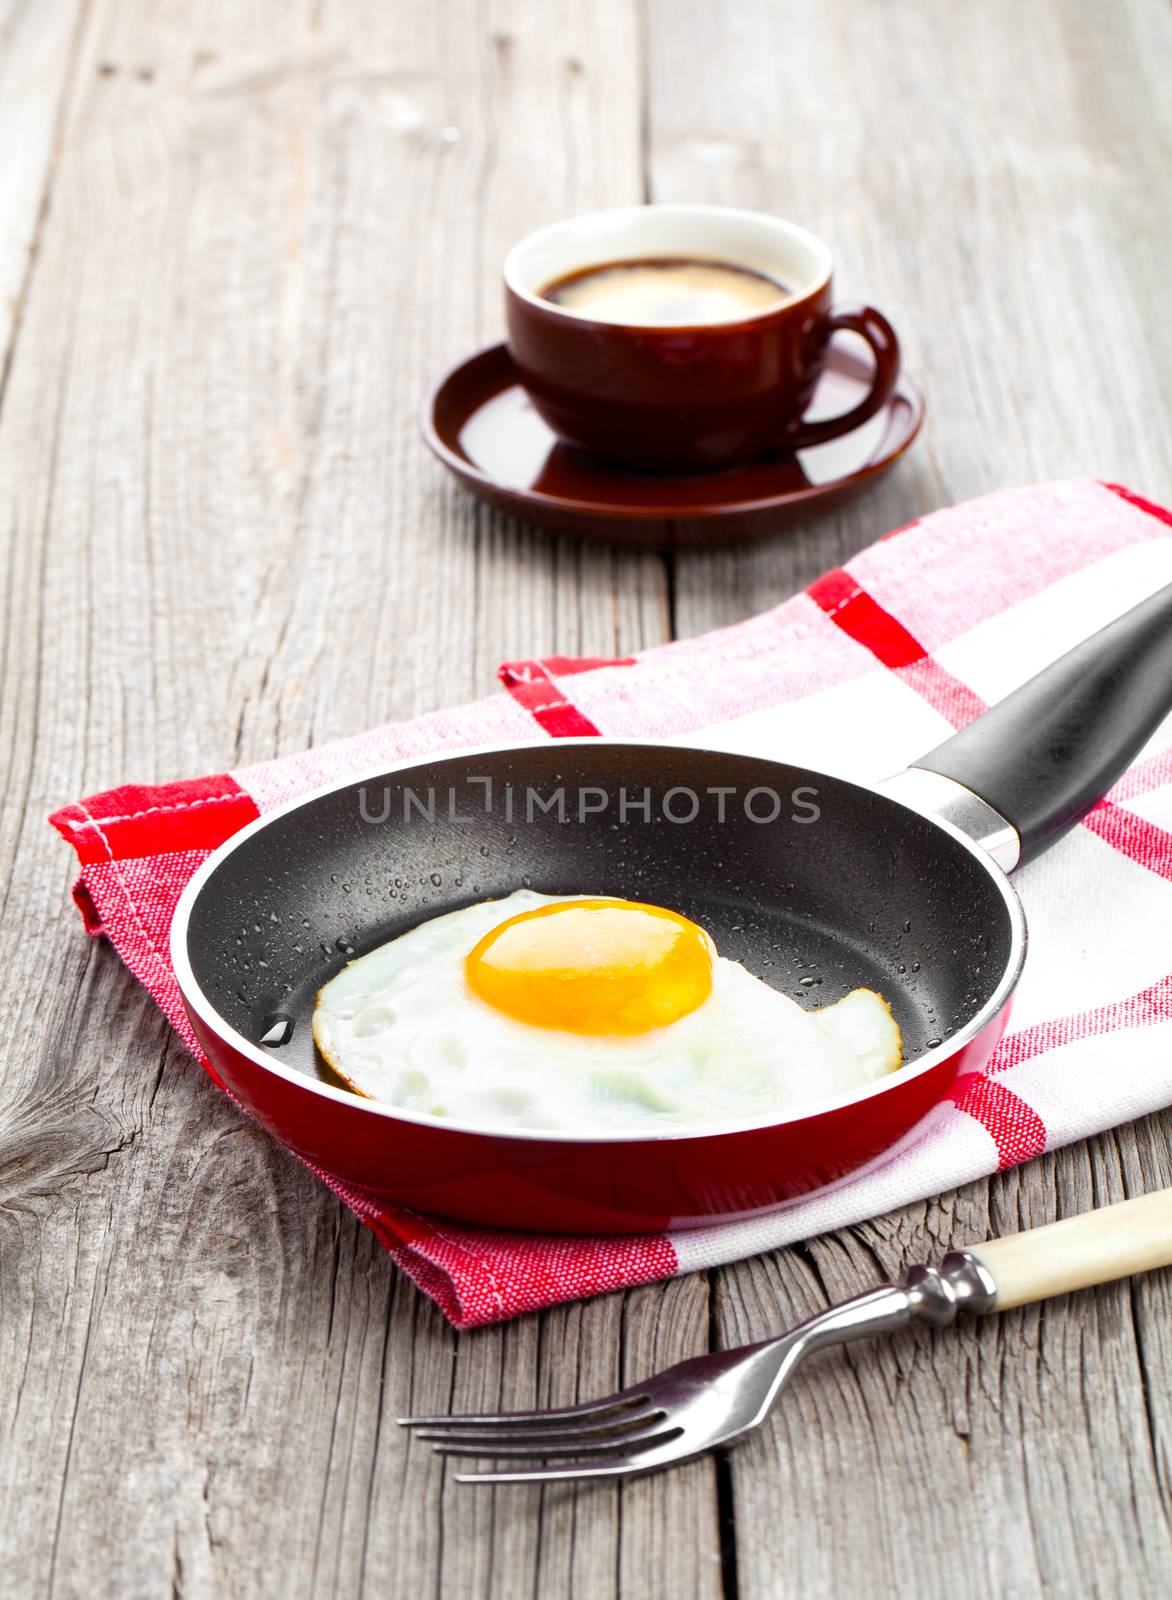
[{"left": 260, "top": 1016, "right": 294, "bottom": 1047}]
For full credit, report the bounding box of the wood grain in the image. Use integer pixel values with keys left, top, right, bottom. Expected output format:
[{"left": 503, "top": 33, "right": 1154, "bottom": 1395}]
[
  {"left": 1, "top": 0, "right": 1170, "bottom": 1597},
  {"left": 650, "top": 0, "right": 1172, "bottom": 635},
  {"left": 0, "top": 0, "right": 85, "bottom": 380}
]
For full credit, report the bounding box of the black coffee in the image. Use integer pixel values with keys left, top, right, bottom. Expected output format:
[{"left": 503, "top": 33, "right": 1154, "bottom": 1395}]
[{"left": 541, "top": 257, "right": 790, "bottom": 326}]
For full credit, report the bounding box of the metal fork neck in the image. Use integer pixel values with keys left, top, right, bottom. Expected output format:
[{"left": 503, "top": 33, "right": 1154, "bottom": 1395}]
[{"left": 777, "top": 1250, "right": 999, "bottom": 1363}]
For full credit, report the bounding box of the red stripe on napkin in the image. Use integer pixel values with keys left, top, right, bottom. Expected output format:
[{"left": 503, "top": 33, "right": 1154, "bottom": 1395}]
[
  {"left": 988, "top": 969, "right": 1172, "bottom": 1074},
  {"left": 808, "top": 567, "right": 927, "bottom": 667},
  {"left": 894, "top": 658, "right": 988, "bottom": 730},
  {"left": 951, "top": 1074, "right": 1048, "bottom": 1168},
  {"left": 518, "top": 654, "right": 638, "bottom": 677},
  {"left": 1081, "top": 802, "right": 1172, "bottom": 882},
  {"left": 1104, "top": 481, "right": 1172, "bottom": 531},
  {"left": 809, "top": 567, "right": 987, "bottom": 727},
  {"left": 1105, "top": 747, "right": 1172, "bottom": 804},
  {"left": 50, "top": 776, "right": 257, "bottom": 865},
  {"left": 497, "top": 658, "right": 633, "bottom": 736}
]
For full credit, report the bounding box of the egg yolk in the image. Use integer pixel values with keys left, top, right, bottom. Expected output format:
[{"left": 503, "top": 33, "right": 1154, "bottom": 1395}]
[{"left": 465, "top": 897, "right": 714, "bottom": 1035}]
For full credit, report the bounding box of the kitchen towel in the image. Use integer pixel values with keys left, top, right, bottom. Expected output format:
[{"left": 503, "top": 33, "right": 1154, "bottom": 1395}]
[{"left": 50, "top": 478, "right": 1172, "bottom": 1327}]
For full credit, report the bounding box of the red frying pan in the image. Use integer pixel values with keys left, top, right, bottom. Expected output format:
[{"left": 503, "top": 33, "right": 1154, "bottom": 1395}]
[{"left": 171, "top": 585, "right": 1172, "bottom": 1232}]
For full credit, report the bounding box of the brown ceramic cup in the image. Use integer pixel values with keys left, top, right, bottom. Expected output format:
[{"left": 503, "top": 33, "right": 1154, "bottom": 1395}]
[{"left": 504, "top": 205, "right": 900, "bottom": 475}]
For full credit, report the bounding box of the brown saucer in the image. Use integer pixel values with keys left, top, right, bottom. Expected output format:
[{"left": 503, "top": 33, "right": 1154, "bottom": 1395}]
[{"left": 422, "top": 342, "right": 924, "bottom": 548}]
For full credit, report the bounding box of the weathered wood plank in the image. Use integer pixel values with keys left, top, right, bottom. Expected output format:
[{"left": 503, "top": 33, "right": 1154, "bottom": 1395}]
[
  {"left": 0, "top": 0, "right": 85, "bottom": 381},
  {"left": 0, "top": 2, "right": 716, "bottom": 1598},
  {"left": 646, "top": 1, "right": 1172, "bottom": 1593}
]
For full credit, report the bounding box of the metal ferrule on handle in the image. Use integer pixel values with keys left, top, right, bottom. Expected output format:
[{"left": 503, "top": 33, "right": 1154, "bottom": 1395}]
[{"left": 876, "top": 769, "right": 1021, "bottom": 871}]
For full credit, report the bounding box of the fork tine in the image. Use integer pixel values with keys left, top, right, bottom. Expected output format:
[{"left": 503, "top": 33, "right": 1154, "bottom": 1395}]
[
  {"left": 410, "top": 1407, "right": 664, "bottom": 1447},
  {"left": 397, "top": 1393, "right": 649, "bottom": 1430},
  {"left": 428, "top": 1425, "right": 681, "bottom": 1462},
  {"left": 452, "top": 1443, "right": 697, "bottom": 1486},
  {"left": 454, "top": 1466, "right": 646, "bottom": 1485}
]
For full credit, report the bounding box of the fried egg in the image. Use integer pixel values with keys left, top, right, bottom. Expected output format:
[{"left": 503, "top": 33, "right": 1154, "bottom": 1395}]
[{"left": 311, "top": 891, "right": 901, "bottom": 1133}]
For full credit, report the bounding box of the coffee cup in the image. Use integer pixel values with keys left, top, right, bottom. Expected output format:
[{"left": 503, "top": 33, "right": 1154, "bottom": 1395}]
[{"left": 504, "top": 205, "right": 899, "bottom": 475}]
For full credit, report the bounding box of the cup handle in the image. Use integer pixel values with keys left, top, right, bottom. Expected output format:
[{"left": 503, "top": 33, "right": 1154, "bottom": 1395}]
[{"left": 783, "top": 304, "right": 901, "bottom": 451}]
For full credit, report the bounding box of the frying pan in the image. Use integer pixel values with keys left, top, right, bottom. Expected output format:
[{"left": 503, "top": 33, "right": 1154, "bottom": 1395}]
[{"left": 171, "top": 583, "right": 1172, "bottom": 1232}]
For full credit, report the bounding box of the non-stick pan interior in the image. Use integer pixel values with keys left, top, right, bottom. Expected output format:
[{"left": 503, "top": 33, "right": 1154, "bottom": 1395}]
[{"left": 185, "top": 744, "right": 1016, "bottom": 1087}]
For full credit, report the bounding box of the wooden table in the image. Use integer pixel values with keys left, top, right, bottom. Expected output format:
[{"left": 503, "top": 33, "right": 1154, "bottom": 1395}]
[{"left": 2, "top": 2, "right": 1170, "bottom": 1595}]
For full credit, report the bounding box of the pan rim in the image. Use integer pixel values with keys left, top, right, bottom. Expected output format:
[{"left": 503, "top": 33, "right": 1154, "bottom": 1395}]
[{"left": 169, "top": 737, "right": 1029, "bottom": 1146}]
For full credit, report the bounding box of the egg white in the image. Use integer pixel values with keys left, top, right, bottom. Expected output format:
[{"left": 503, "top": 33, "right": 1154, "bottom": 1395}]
[{"left": 311, "top": 890, "right": 902, "bottom": 1134}]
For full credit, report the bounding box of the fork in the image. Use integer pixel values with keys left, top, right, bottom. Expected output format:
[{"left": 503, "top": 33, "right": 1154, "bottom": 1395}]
[{"left": 400, "top": 1187, "right": 1172, "bottom": 1484}]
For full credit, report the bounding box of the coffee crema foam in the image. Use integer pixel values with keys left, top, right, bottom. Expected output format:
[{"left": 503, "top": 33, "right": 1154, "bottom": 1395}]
[{"left": 540, "top": 256, "right": 790, "bottom": 326}]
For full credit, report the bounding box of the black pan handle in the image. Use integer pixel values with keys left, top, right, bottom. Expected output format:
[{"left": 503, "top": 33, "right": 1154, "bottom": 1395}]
[{"left": 910, "top": 580, "right": 1172, "bottom": 865}]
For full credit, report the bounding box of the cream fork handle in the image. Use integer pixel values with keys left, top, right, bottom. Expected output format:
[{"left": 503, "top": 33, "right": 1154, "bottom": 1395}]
[{"left": 967, "top": 1188, "right": 1172, "bottom": 1311}]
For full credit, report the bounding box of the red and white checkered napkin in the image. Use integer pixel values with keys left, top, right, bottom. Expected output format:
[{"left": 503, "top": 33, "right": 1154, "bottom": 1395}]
[{"left": 50, "top": 480, "right": 1172, "bottom": 1327}]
